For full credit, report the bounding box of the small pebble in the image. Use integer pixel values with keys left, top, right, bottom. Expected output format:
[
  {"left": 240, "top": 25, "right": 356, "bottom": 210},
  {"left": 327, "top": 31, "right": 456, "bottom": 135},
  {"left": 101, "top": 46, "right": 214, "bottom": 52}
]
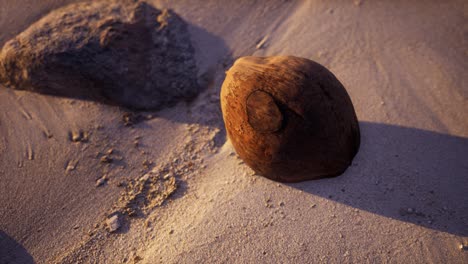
[
  {"left": 96, "top": 176, "right": 107, "bottom": 187},
  {"left": 139, "top": 174, "right": 150, "bottom": 182},
  {"left": 255, "top": 35, "right": 269, "bottom": 50},
  {"left": 66, "top": 163, "right": 76, "bottom": 172},
  {"left": 106, "top": 215, "right": 121, "bottom": 233},
  {"left": 70, "top": 130, "right": 83, "bottom": 142},
  {"left": 100, "top": 155, "right": 112, "bottom": 164},
  {"left": 142, "top": 160, "right": 152, "bottom": 168}
]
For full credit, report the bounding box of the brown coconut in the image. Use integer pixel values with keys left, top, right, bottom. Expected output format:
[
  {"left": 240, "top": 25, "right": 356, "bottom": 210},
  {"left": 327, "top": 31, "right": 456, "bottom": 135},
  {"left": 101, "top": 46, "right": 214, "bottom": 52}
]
[{"left": 220, "top": 56, "right": 360, "bottom": 182}]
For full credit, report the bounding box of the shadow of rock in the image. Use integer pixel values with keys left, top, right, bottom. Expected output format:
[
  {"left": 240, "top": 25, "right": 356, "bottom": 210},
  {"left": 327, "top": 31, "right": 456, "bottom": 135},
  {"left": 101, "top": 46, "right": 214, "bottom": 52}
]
[
  {"left": 0, "top": 231, "right": 36, "bottom": 264},
  {"left": 288, "top": 122, "right": 468, "bottom": 236},
  {"left": 120, "top": 14, "right": 233, "bottom": 147}
]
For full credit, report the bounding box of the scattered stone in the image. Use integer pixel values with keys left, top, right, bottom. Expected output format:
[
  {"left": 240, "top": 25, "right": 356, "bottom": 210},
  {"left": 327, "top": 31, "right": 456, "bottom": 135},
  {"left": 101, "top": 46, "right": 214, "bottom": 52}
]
[
  {"left": 42, "top": 130, "right": 53, "bottom": 138},
  {"left": 106, "top": 148, "right": 114, "bottom": 155},
  {"left": 256, "top": 35, "right": 269, "bottom": 50},
  {"left": 0, "top": 1, "right": 200, "bottom": 110},
  {"left": 96, "top": 175, "right": 107, "bottom": 187},
  {"left": 26, "top": 146, "right": 34, "bottom": 160},
  {"left": 122, "top": 112, "right": 145, "bottom": 127},
  {"left": 106, "top": 214, "right": 121, "bottom": 233},
  {"left": 100, "top": 155, "right": 113, "bottom": 164},
  {"left": 65, "top": 161, "right": 77, "bottom": 172},
  {"left": 70, "top": 130, "right": 85, "bottom": 142},
  {"left": 459, "top": 244, "right": 467, "bottom": 250},
  {"left": 139, "top": 173, "right": 150, "bottom": 182},
  {"left": 142, "top": 160, "right": 152, "bottom": 168},
  {"left": 221, "top": 56, "right": 360, "bottom": 182},
  {"left": 168, "top": 229, "right": 174, "bottom": 235}
]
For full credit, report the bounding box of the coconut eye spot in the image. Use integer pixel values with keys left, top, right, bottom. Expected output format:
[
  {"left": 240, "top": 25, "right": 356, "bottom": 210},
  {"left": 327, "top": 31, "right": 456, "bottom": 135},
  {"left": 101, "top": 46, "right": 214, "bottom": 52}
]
[{"left": 246, "top": 90, "right": 283, "bottom": 133}]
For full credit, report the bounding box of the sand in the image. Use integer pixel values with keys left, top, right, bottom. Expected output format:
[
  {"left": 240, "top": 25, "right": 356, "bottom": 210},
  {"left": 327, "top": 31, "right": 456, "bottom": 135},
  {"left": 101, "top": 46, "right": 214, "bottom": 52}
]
[{"left": 0, "top": 0, "right": 467, "bottom": 263}]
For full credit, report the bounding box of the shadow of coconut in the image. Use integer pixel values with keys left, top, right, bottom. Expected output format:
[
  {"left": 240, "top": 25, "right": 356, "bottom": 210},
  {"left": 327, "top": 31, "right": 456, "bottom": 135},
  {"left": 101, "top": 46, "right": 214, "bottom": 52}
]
[
  {"left": 288, "top": 122, "right": 468, "bottom": 236},
  {"left": 0, "top": 231, "right": 36, "bottom": 264}
]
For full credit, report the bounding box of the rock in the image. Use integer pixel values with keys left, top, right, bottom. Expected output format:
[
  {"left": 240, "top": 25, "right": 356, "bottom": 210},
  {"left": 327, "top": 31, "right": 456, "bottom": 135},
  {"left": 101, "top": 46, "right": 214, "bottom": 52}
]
[
  {"left": 106, "top": 214, "right": 121, "bottom": 233},
  {"left": 96, "top": 175, "right": 107, "bottom": 187},
  {"left": 0, "top": 1, "right": 200, "bottom": 110},
  {"left": 70, "top": 130, "right": 85, "bottom": 142},
  {"left": 220, "top": 56, "right": 360, "bottom": 182},
  {"left": 100, "top": 155, "right": 112, "bottom": 164}
]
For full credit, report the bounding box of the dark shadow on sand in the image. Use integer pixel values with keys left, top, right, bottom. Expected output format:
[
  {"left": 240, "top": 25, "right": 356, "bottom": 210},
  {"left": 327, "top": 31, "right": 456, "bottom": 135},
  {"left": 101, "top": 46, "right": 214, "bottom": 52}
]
[
  {"left": 288, "top": 122, "right": 468, "bottom": 236},
  {"left": 0, "top": 231, "right": 36, "bottom": 264}
]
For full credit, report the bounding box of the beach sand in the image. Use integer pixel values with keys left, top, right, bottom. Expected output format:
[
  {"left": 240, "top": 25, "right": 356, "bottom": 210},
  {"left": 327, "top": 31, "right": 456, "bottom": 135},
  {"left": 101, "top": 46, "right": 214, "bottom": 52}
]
[{"left": 0, "top": 0, "right": 467, "bottom": 263}]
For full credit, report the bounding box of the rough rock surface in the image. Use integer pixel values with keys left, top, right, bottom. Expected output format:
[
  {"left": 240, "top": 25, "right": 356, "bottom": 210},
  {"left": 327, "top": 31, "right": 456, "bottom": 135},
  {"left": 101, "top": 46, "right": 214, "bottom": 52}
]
[
  {"left": 221, "top": 56, "right": 360, "bottom": 182},
  {"left": 0, "top": 0, "right": 200, "bottom": 110}
]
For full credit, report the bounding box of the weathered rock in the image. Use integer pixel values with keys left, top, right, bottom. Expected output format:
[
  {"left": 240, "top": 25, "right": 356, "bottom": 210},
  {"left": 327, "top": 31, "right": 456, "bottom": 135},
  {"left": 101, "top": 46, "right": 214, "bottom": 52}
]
[
  {"left": 0, "top": 0, "right": 200, "bottom": 110},
  {"left": 220, "top": 56, "right": 360, "bottom": 182}
]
